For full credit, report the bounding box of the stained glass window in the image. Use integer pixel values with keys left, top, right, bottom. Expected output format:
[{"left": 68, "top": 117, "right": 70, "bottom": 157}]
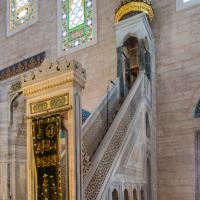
[
  {"left": 59, "top": 0, "right": 97, "bottom": 54},
  {"left": 7, "top": 0, "right": 38, "bottom": 35}
]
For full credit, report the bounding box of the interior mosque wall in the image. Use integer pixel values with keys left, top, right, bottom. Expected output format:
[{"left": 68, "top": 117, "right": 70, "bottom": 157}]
[
  {"left": 0, "top": 1, "right": 124, "bottom": 199},
  {"left": 9, "top": 93, "right": 27, "bottom": 200},
  {"left": 0, "top": 0, "right": 156, "bottom": 199},
  {"left": 0, "top": 82, "right": 10, "bottom": 200},
  {"left": 0, "top": 74, "right": 27, "bottom": 200},
  {"left": 0, "top": 0, "right": 124, "bottom": 112},
  {"left": 152, "top": 0, "right": 200, "bottom": 199},
  {"left": 0, "top": 1, "right": 123, "bottom": 197},
  {"left": 0, "top": 0, "right": 200, "bottom": 200}
]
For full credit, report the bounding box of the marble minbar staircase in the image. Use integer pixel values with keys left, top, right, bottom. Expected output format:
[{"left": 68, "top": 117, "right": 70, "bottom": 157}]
[
  {"left": 83, "top": 72, "right": 146, "bottom": 200},
  {"left": 61, "top": 71, "right": 148, "bottom": 200}
]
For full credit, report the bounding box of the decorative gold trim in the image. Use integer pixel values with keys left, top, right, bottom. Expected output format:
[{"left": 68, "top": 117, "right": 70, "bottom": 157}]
[
  {"left": 30, "top": 94, "right": 70, "bottom": 114},
  {"left": 21, "top": 59, "right": 86, "bottom": 96},
  {"left": 9, "top": 0, "right": 37, "bottom": 31},
  {"left": 115, "top": 2, "right": 154, "bottom": 23},
  {"left": 0, "top": 52, "right": 45, "bottom": 82},
  {"left": 27, "top": 107, "right": 72, "bottom": 119}
]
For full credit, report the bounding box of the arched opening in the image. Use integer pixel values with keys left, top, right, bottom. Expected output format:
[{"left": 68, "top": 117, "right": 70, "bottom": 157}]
[
  {"left": 124, "top": 189, "right": 129, "bottom": 200},
  {"left": 146, "top": 113, "right": 150, "bottom": 138},
  {"left": 9, "top": 94, "right": 27, "bottom": 199},
  {"left": 144, "top": 38, "right": 151, "bottom": 80},
  {"left": 112, "top": 189, "right": 119, "bottom": 200},
  {"left": 133, "top": 189, "right": 138, "bottom": 200},
  {"left": 194, "top": 98, "right": 200, "bottom": 118},
  {"left": 141, "top": 188, "right": 145, "bottom": 200},
  {"left": 147, "top": 158, "right": 152, "bottom": 200},
  {"left": 122, "top": 36, "right": 140, "bottom": 92}
]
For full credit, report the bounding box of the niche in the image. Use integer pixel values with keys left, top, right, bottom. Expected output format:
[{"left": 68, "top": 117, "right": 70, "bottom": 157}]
[{"left": 112, "top": 189, "right": 119, "bottom": 200}]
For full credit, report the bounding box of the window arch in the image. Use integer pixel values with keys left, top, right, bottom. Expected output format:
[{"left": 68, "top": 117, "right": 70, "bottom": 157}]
[
  {"left": 7, "top": 0, "right": 38, "bottom": 36},
  {"left": 146, "top": 112, "right": 150, "bottom": 138},
  {"left": 9, "top": 94, "right": 27, "bottom": 199},
  {"left": 124, "top": 189, "right": 129, "bottom": 200},
  {"left": 141, "top": 188, "right": 145, "bottom": 200},
  {"left": 112, "top": 189, "right": 119, "bottom": 200},
  {"left": 133, "top": 189, "right": 138, "bottom": 200},
  {"left": 147, "top": 158, "right": 152, "bottom": 200},
  {"left": 144, "top": 41, "right": 151, "bottom": 80},
  {"left": 194, "top": 99, "right": 200, "bottom": 118},
  {"left": 58, "top": 0, "right": 97, "bottom": 56},
  {"left": 122, "top": 36, "right": 140, "bottom": 93}
]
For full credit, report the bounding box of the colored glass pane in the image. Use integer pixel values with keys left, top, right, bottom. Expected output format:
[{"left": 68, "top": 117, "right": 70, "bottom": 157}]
[
  {"left": 9, "top": 0, "right": 37, "bottom": 32},
  {"left": 61, "top": 0, "right": 94, "bottom": 51},
  {"left": 69, "top": 0, "right": 85, "bottom": 30}
]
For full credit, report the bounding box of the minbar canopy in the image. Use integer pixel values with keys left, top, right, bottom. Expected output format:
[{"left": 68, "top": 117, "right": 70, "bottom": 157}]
[{"left": 115, "top": 0, "right": 154, "bottom": 23}]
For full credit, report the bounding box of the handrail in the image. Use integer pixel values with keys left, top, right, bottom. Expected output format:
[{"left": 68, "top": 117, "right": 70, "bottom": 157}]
[
  {"left": 99, "top": 100, "right": 144, "bottom": 199},
  {"left": 60, "top": 78, "right": 120, "bottom": 176},
  {"left": 82, "top": 78, "right": 120, "bottom": 160}
]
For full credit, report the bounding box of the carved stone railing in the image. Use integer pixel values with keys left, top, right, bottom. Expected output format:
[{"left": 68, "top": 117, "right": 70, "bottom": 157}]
[
  {"left": 84, "top": 72, "right": 144, "bottom": 200},
  {"left": 82, "top": 78, "right": 120, "bottom": 160},
  {"left": 61, "top": 78, "right": 120, "bottom": 179}
]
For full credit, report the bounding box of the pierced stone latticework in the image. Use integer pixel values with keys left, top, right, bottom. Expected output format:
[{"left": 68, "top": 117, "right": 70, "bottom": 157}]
[
  {"left": 84, "top": 77, "right": 143, "bottom": 200},
  {"left": 82, "top": 144, "right": 91, "bottom": 178},
  {"left": 83, "top": 79, "right": 120, "bottom": 160}
]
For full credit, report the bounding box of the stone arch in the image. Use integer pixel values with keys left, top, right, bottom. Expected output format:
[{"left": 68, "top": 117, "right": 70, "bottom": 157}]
[
  {"left": 187, "top": 83, "right": 200, "bottom": 118},
  {"left": 124, "top": 188, "right": 129, "bottom": 200},
  {"left": 9, "top": 92, "right": 22, "bottom": 125},
  {"left": 9, "top": 93, "right": 26, "bottom": 144},
  {"left": 8, "top": 93, "right": 27, "bottom": 199},
  {"left": 194, "top": 98, "right": 200, "bottom": 118},
  {"left": 141, "top": 188, "right": 145, "bottom": 200},
  {"left": 112, "top": 189, "right": 119, "bottom": 200},
  {"left": 122, "top": 33, "right": 139, "bottom": 46},
  {"left": 133, "top": 188, "right": 138, "bottom": 200},
  {"left": 122, "top": 35, "right": 140, "bottom": 92},
  {"left": 146, "top": 112, "right": 150, "bottom": 138},
  {"left": 147, "top": 157, "right": 152, "bottom": 200}
]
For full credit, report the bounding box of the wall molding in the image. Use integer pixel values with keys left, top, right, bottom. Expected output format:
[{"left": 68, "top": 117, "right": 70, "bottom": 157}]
[{"left": 0, "top": 52, "right": 45, "bottom": 82}]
